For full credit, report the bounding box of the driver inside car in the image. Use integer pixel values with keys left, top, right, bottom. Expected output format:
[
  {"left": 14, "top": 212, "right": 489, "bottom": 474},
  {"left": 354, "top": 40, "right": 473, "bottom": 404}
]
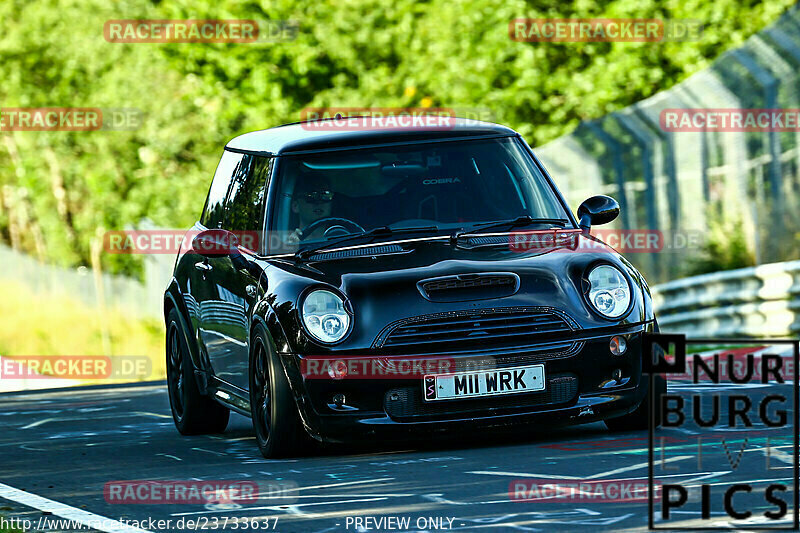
[{"left": 286, "top": 175, "right": 336, "bottom": 244}]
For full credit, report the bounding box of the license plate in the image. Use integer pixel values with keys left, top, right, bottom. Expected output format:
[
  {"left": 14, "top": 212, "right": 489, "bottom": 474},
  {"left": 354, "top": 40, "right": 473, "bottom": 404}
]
[{"left": 422, "top": 364, "right": 545, "bottom": 401}]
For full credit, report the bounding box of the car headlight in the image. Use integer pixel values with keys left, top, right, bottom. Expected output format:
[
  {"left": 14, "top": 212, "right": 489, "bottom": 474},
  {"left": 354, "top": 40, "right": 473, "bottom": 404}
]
[
  {"left": 301, "top": 289, "right": 351, "bottom": 343},
  {"left": 586, "top": 265, "right": 631, "bottom": 318}
]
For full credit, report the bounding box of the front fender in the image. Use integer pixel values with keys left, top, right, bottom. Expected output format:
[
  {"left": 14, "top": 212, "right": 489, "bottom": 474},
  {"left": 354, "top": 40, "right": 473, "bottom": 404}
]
[{"left": 252, "top": 296, "right": 323, "bottom": 441}]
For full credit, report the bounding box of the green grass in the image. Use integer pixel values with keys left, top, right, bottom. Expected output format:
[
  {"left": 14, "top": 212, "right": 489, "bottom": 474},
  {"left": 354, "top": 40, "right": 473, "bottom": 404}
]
[{"left": 0, "top": 281, "right": 165, "bottom": 385}]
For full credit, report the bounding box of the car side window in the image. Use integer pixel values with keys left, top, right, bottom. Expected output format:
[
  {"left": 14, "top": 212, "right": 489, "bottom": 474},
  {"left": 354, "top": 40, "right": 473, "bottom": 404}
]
[
  {"left": 200, "top": 150, "right": 245, "bottom": 228},
  {"left": 224, "top": 155, "right": 271, "bottom": 234}
]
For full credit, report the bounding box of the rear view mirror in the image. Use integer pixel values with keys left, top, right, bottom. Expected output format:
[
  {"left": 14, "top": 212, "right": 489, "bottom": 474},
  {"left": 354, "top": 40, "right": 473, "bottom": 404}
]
[
  {"left": 577, "top": 195, "right": 620, "bottom": 230},
  {"left": 381, "top": 162, "right": 427, "bottom": 179}
]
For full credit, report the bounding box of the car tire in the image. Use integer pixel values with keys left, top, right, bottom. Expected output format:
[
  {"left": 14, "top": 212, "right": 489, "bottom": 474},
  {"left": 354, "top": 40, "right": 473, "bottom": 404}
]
[
  {"left": 605, "top": 374, "right": 667, "bottom": 431},
  {"left": 166, "top": 308, "right": 230, "bottom": 435},
  {"left": 249, "top": 326, "right": 307, "bottom": 458}
]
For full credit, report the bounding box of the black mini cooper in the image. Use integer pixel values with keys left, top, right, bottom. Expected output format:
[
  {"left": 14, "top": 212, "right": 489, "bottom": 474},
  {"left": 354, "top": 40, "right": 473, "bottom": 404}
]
[{"left": 164, "top": 117, "right": 666, "bottom": 457}]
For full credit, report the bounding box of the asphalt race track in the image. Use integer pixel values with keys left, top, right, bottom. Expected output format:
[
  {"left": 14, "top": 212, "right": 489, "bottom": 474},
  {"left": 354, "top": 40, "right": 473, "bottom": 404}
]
[{"left": 0, "top": 378, "right": 796, "bottom": 533}]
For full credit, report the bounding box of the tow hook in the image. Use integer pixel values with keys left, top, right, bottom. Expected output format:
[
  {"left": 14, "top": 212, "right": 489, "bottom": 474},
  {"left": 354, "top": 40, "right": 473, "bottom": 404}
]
[{"left": 578, "top": 406, "right": 595, "bottom": 417}]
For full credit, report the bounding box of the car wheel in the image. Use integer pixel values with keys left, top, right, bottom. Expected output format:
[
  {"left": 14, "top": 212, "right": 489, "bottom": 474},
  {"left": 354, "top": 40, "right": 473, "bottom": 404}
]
[
  {"left": 605, "top": 374, "right": 667, "bottom": 431},
  {"left": 249, "top": 326, "right": 307, "bottom": 458},
  {"left": 166, "top": 308, "right": 230, "bottom": 435}
]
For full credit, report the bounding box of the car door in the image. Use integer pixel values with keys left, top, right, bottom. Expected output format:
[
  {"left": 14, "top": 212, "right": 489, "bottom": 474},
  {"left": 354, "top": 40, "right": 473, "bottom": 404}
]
[
  {"left": 190, "top": 150, "right": 243, "bottom": 372},
  {"left": 201, "top": 155, "right": 272, "bottom": 391}
]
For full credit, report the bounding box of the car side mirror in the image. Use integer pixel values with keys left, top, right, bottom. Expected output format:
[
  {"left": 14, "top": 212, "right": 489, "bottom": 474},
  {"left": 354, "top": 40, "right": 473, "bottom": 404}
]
[
  {"left": 577, "top": 195, "right": 620, "bottom": 230},
  {"left": 190, "top": 228, "right": 241, "bottom": 257}
]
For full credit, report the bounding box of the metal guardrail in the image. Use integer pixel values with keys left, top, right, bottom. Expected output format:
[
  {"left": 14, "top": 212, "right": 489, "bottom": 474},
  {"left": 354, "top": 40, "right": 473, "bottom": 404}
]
[
  {"left": 652, "top": 260, "right": 800, "bottom": 338},
  {"left": 0, "top": 243, "right": 163, "bottom": 320}
]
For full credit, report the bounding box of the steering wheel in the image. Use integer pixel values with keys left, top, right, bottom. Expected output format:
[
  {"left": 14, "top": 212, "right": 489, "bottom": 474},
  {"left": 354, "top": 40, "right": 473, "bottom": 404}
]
[{"left": 300, "top": 217, "right": 365, "bottom": 240}]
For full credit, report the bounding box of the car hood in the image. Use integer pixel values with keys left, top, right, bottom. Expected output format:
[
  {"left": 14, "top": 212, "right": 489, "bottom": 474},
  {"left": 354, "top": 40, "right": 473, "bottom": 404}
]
[{"left": 262, "top": 232, "right": 652, "bottom": 353}]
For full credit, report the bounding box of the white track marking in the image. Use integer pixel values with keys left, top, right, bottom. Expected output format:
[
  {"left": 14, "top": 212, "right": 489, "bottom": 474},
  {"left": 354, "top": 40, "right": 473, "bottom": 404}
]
[
  {"left": 584, "top": 456, "right": 692, "bottom": 479},
  {"left": 467, "top": 471, "right": 582, "bottom": 480},
  {"left": 763, "top": 445, "right": 795, "bottom": 465},
  {"left": 294, "top": 477, "right": 394, "bottom": 492},
  {"left": 20, "top": 418, "right": 55, "bottom": 429},
  {"left": 170, "top": 497, "right": 389, "bottom": 517},
  {"left": 191, "top": 447, "right": 227, "bottom": 456},
  {"left": 0, "top": 482, "right": 152, "bottom": 533},
  {"left": 156, "top": 453, "right": 182, "bottom": 461},
  {"left": 133, "top": 411, "right": 172, "bottom": 419},
  {"left": 468, "top": 456, "right": 691, "bottom": 481},
  {"left": 19, "top": 412, "right": 169, "bottom": 429}
]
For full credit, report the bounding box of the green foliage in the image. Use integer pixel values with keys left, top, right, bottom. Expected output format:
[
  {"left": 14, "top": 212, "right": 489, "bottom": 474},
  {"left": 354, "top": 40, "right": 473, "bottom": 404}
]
[
  {"left": 686, "top": 218, "right": 756, "bottom": 276},
  {"left": 0, "top": 0, "right": 795, "bottom": 275}
]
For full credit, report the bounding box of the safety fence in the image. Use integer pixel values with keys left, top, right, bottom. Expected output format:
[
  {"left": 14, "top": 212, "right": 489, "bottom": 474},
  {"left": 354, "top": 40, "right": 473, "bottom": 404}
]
[
  {"left": 535, "top": 4, "right": 800, "bottom": 284},
  {"left": 0, "top": 227, "right": 173, "bottom": 322}
]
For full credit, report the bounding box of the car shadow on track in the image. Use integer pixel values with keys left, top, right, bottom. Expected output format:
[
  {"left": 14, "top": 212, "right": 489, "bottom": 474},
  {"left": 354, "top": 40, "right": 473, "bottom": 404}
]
[{"left": 217, "top": 414, "right": 628, "bottom": 459}]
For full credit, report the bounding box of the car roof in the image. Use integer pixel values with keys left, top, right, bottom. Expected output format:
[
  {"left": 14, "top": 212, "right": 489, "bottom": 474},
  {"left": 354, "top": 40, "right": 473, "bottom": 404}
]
[{"left": 225, "top": 117, "right": 519, "bottom": 156}]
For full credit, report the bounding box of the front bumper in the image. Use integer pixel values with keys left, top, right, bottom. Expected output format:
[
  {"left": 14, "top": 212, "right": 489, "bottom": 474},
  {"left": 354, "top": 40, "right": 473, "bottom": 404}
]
[{"left": 282, "top": 321, "right": 654, "bottom": 443}]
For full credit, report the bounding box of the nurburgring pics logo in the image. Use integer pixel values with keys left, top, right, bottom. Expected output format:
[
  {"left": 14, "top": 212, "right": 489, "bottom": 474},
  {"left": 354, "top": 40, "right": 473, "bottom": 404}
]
[
  {"left": 644, "top": 334, "right": 799, "bottom": 530},
  {"left": 509, "top": 18, "right": 703, "bottom": 42}
]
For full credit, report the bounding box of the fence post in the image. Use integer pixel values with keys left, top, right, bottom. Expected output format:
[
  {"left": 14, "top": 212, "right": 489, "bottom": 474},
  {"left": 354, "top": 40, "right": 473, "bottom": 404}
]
[
  {"left": 728, "top": 49, "right": 783, "bottom": 261},
  {"left": 91, "top": 228, "right": 112, "bottom": 356},
  {"left": 583, "top": 122, "right": 634, "bottom": 230},
  {"left": 613, "top": 111, "right": 662, "bottom": 279}
]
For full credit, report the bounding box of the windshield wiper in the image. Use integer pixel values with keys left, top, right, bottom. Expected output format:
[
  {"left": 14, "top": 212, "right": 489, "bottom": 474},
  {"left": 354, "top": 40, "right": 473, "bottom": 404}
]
[
  {"left": 453, "top": 216, "right": 569, "bottom": 240},
  {"left": 295, "top": 225, "right": 440, "bottom": 260}
]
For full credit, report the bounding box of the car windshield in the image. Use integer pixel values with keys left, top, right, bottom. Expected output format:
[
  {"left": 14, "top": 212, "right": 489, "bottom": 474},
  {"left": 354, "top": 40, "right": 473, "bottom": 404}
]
[{"left": 267, "top": 137, "right": 572, "bottom": 254}]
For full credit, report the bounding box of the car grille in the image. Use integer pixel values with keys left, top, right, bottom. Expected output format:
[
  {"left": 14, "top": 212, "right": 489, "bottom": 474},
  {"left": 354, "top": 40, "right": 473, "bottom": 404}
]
[
  {"left": 383, "top": 373, "right": 578, "bottom": 421},
  {"left": 373, "top": 307, "right": 579, "bottom": 356}
]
